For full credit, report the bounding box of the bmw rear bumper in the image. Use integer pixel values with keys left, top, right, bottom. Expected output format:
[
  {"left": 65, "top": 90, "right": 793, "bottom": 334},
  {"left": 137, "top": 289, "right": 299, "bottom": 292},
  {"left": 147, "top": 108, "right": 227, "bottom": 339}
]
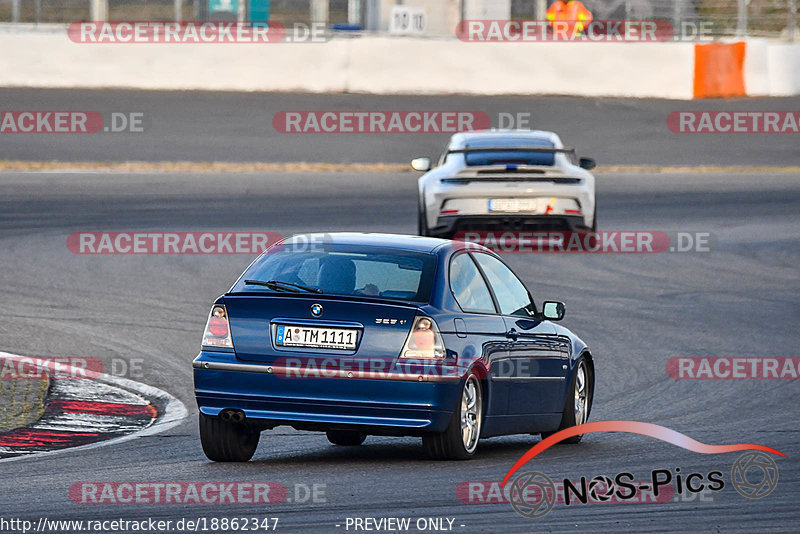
[{"left": 193, "top": 351, "right": 460, "bottom": 434}]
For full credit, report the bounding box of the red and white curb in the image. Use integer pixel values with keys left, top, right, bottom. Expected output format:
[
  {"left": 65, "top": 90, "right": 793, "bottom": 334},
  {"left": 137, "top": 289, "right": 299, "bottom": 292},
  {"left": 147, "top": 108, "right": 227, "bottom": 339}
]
[{"left": 0, "top": 351, "right": 187, "bottom": 462}]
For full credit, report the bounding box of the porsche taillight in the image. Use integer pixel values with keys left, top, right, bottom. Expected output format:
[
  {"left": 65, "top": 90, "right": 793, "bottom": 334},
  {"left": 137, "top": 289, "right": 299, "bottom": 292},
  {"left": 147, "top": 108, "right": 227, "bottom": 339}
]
[
  {"left": 202, "top": 305, "right": 233, "bottom": 348},
  {"left": 400, "top": 316, "right": 445, "bottom": 359}
]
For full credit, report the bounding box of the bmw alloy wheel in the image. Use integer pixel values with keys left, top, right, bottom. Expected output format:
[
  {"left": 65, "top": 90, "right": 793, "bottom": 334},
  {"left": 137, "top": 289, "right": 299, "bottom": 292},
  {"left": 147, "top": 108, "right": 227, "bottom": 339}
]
[
  {"left": 574, "top": 361, "right": 588, "bottom": 426},
  {"left": 461, "top": 376, "right": 482, "bottom": 453}
]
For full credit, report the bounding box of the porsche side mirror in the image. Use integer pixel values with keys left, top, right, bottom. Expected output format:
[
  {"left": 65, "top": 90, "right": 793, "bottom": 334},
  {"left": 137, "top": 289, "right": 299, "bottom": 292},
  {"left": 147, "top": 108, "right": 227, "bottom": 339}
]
[
  {"left": 579, "top": 157, "right": 596, "bottom": 170},
  {"left": 541, "top": 301, "right": 565, "bottom": 321},
  {"left": 411, "top": 157, "right": 431, "bottom": 172}
]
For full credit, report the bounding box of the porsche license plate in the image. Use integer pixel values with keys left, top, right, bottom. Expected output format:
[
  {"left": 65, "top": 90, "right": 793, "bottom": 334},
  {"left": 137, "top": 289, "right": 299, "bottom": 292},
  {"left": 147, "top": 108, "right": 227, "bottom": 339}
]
[{"left": 488, "top": 198, "right": 539, "bottom": 213}]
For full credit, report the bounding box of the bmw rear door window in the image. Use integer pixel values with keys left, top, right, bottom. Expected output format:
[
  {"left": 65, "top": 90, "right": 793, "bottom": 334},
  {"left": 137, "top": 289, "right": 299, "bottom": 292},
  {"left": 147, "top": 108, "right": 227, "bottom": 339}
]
[
  {"left": 472, "top": 253, "right": 536, "bottom": 317},
  {"left": 449, "top": 253, "right": 496, "bottom": 313}
]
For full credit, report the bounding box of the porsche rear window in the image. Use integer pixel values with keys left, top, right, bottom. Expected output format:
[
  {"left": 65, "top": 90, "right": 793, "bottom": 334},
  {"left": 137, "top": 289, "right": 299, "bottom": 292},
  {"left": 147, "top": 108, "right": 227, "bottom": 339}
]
[
  {"left": 463, "top": 137, "right": 556, "bottom": 166},
  {"left": 233, "top": 244, "right": 436, "bottom": 302}
]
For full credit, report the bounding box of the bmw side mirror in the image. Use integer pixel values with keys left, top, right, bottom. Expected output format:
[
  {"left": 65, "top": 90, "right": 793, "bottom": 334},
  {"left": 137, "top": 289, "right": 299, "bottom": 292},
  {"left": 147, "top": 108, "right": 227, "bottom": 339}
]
[
  {"left": 411, "top": 157, "right": 431, "bottom": 172},
  {"left": 579, "top": 157, "right": 596, "bottom": 170},
  {"left": 541, "top": 301, "right": 565, "bottom": 321},
  {"left": 515, "top": 319, "right": 539, "bottom": 330}
]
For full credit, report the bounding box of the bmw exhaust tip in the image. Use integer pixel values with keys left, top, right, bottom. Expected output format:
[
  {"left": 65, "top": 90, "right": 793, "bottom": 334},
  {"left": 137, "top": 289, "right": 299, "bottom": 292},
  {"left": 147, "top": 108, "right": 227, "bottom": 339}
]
[{"left": 220, "top": 409, "right": 246, "bottom": 423}]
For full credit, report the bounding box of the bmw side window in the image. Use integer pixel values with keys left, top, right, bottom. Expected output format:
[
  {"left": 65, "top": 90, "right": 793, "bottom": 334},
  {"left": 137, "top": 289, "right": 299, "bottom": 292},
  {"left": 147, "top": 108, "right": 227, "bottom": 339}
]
[
  {"left": 472, "top": 253, "right": 535, "bottom": 318},
  {"left": 449, "top": 253, "right": 496, "bottom": 314}
]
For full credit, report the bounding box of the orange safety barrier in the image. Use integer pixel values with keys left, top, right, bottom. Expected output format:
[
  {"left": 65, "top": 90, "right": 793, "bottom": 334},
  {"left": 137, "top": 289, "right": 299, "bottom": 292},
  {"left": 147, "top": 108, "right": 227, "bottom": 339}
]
[{"left": 694, "top": 42, "right": 746, "bottom": 98}]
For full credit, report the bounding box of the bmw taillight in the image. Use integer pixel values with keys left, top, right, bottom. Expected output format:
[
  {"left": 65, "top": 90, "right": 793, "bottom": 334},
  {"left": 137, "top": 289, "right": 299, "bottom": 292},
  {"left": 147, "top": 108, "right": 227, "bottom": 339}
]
[
  {"left": 400, "top": 316, "right": 445, "bottom": 359},
  {"left": 202, "top": 305, "right": 233, "bottom": 348}
]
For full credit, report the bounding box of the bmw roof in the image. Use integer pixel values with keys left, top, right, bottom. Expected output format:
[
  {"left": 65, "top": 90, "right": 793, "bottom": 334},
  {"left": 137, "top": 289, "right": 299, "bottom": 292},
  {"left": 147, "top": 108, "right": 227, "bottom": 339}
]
[{"left": 279, "top": 232, "right": 478, "bottom": 254}]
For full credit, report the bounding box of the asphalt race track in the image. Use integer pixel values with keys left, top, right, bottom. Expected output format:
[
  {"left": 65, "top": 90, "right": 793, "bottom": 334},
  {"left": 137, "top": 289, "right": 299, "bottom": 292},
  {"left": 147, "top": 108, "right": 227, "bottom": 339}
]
[
  {"left": 0, "top": 166, "right": 798, "bottom": 532},
  {"left": 2, "top": 89, "right": 800, "bottom": 166}
]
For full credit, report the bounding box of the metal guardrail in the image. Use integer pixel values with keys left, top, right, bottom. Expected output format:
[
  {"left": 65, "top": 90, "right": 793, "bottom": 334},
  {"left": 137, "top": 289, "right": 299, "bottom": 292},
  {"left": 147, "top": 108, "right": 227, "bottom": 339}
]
[{"left": 1, "top": 0, "right": 797, "bottom": 40}]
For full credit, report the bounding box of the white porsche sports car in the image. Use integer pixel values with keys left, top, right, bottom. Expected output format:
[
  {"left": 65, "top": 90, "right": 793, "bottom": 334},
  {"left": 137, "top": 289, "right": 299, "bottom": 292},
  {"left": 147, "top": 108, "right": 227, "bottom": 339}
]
[{"left": 412, "top": 130, "right": 596, "bottom": 237}]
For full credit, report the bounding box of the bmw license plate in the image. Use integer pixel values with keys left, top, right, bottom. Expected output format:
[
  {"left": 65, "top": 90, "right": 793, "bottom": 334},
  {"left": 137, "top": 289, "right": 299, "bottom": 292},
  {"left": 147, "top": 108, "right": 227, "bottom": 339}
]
[
  {"left": 489, "top": 198, "right": 539, "bottom": 213},
  {"left": 274, "top": 325, "right": 358, "bottom": 350}
]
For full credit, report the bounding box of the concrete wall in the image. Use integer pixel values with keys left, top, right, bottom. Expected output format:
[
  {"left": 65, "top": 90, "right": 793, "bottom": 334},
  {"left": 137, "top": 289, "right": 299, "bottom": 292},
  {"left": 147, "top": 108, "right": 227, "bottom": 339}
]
[
  {"left": 346, "top": 38, "right": 694, "bottom": 98},
  {"left": 0, "top": 27, "right": 351, "bottom": 93},
  {"left": 0, "top": 26, "right": 797, "bottom": 99},
  {"left": 744, "top": 39, "right": 772, "bottom": 96},
  {"left": 743, "top": 38, "right": 800, "bottom": 97},
  {"left": 765, "top": 42, "right": 800, "bottom": 96}
]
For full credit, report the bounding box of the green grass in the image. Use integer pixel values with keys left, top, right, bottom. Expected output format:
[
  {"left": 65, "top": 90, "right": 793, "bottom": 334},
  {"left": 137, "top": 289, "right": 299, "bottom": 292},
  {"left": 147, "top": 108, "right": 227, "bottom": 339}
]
[{"left": 0, "top": 358, "right": 50, "bottom": 434}]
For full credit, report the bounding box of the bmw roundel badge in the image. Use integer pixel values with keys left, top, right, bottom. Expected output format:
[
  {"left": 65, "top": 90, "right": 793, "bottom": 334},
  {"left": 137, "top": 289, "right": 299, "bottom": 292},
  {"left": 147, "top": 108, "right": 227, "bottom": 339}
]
[{"left": 310, "top": 303, "right": 323, "bottom": 317}]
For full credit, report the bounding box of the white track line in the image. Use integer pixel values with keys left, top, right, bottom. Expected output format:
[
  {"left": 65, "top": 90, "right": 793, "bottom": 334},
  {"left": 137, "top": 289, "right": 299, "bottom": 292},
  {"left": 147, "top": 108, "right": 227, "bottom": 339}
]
[
  {"left": 0, "top": 351, "right": 188, "bottom": 464},
  {"left": 50, "top": 379, "right": 150, "bottom": 405}
]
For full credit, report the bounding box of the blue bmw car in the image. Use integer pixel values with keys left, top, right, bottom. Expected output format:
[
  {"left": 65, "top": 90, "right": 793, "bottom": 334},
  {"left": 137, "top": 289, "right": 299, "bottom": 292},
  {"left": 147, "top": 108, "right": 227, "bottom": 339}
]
[{"left": 193, "top": 233, "right": 594, "bottom": 461}]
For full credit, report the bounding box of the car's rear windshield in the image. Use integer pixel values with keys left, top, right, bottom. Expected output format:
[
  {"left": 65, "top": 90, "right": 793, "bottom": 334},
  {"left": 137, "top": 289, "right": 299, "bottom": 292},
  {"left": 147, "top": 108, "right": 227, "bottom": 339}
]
[
  {"left": 232, "top": 244, "right": 436, "bottom": 303},
  {"left": 464, "top": 137, "right": 556, "bottom": 166}
]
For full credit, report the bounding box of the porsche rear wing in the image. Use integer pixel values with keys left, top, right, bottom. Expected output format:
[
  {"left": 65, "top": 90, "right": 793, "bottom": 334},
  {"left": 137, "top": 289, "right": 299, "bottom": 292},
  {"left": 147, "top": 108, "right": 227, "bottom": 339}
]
[
  {"left": 446, "top": 146, "right": 578, "bottom": 167},
  {"left": 446, "top": 165, "right": 581, "bottom": 184},
  {"left": 446, "top": 146, "right": 576, "bottom": 155}
]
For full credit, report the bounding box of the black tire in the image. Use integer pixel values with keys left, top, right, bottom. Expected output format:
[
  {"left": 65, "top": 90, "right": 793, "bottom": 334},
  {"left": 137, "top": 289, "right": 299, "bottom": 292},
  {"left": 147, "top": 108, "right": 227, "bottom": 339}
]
[
  {"left": 199, "top": 413, "right": 260, "bottom": 462},
  {"left": 541, "top": 356, "right": 592, "bottom": 444},
  {"left": 590, "top": 209, "right": 597, "bottom": 232},
  {"left": 417, "top": 200, "right": 429, "bottom": 237},
  {"left": 326, "top": 430, "right": 367, "bottom": 446},
  {"left": 423, "top": 374, "right": 482, "bottom": 460}
]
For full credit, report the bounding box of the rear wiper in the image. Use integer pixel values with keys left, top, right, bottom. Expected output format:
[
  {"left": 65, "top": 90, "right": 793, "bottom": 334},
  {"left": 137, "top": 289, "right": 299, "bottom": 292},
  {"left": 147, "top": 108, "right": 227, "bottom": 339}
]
[{"left": 244, "top": 279, "right": 322, "bottom": 294}]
